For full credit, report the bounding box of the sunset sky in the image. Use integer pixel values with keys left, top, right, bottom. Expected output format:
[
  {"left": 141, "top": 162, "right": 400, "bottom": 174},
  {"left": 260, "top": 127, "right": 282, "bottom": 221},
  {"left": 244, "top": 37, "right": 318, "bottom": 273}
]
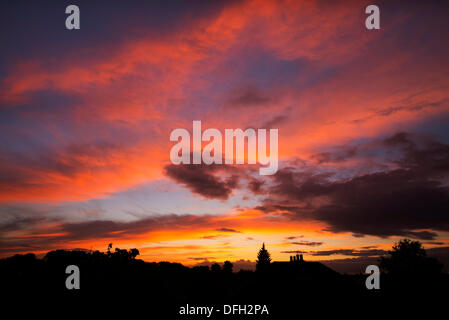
[{"left": 1, "top": 0, "right": 449, "bottom": 270}]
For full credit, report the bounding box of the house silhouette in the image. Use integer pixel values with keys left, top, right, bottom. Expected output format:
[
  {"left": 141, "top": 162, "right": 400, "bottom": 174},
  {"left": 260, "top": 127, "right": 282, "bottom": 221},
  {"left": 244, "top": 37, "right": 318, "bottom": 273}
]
[{"left": 270, "top": 254, "right": 339, "bottom": 280}]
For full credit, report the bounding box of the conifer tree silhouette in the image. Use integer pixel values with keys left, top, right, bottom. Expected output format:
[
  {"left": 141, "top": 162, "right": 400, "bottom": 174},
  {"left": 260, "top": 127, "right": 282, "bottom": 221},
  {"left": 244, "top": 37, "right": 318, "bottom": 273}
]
[{"left": 256, "top": 243, "right": 271, "bottom": 272}]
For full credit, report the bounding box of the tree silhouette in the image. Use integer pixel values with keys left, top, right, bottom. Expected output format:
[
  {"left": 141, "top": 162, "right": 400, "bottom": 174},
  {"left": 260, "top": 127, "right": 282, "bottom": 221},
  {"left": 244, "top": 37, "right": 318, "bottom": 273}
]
[
  {"left": 256, "top": 243, "right": 271, "bottom": 272},
  {"left": 223, "top": 260, "right": 233, "bottom": 273},
  {"left": 129, "top": 248, "right": 140, "bottom": 259},
  {"left": 211, "top": 263, "right": 221, "bottom": 272},
  {"left": 107, "top": 243, "right": 113, "bottom": 256},
  {"left": 104, "top": 243, "right": 139, "bottom": 261},
  {"left": 380, "top": 239, "right": 442, "bottom": 278},
  {"left": 1, "top": 239, "right": 446, "bottom": 308}
]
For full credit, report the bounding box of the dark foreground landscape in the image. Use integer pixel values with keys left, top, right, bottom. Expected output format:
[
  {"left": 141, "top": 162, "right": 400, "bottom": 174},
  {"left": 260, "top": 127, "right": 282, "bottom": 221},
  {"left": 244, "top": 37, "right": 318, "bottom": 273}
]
[{"left": 1, "top": 240, "right": 448, "bottom": 318}]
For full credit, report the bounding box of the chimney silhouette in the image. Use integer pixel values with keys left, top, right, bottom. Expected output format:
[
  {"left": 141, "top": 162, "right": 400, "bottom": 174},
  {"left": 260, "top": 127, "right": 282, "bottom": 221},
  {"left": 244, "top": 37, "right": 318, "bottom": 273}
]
[{"left": 299, "top": 254, "right": 303, "bottom": 262}]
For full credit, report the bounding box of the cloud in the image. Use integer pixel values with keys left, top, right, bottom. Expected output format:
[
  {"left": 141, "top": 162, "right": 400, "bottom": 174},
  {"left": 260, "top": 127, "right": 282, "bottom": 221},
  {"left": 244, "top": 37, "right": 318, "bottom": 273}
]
[
  {"left": 0, "top": 138, "right": 163, "bottom": 202},
  {"left": 1, "top": 0, "right": 448, "bottom": 208},
  {"left": 188, "top": 257, "right": 216, "bottom": 261},
  {"left": 164, "top": 164, "right": 241, "bottom": 200},
  {"left": 60, "top": 214, "right": 215, "bottom": 240},
  {"left": 201, "top": 234, "right": 228, "bottom": 240},
  {"left": 248, "top": 179, "right": 265, "bottom": 194},
  {"left": 360, "top": 246, "right": 378, "bottom": 249},
  {"left": 0, "top": 213, "right": 218, "bottom": 255},
  {"left": 284, "top": 235, "right": 304, "bottom": 240},
  {"left": 1, "top": 0, "right": 449, "bottom": 260},
  {"left": 226, "top": 86, "right": 272, "bottom": 108},
  {"left": 0, "top": 213, "right": 48, "bottom": 234},
  {"left": 262, "top": 115, "right": 288, "bottom": 129},
  {"left": 281, "top": 250, "right": 307, "bottom": 254},
  {"left": 291, "top": 241, "right": 323, "bottom": 247},
  {"left": 256, "top": 133, "right": 449, "bottom": 240},
  {"left": 215, "top": 228, "right": 241, "bottom": 233},
  {"left": 305, "top": 249, "right": 388, "bottom": 257},
  {"left": 311, "top": 146, "right": 357, "bottom": 164}
]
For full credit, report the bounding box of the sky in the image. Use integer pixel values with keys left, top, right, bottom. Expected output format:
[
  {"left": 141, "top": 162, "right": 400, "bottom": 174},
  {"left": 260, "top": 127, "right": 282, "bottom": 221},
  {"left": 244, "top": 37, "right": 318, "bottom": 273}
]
[{"left": 1, "top": 0, "right": 449, "bottom": 272}]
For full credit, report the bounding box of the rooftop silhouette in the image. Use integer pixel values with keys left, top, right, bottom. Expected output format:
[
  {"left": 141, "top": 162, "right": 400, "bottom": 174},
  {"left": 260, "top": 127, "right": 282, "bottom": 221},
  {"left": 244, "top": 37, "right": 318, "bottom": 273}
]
[{"left": 1, "top": 240, "right": 448, "bottom": 317}]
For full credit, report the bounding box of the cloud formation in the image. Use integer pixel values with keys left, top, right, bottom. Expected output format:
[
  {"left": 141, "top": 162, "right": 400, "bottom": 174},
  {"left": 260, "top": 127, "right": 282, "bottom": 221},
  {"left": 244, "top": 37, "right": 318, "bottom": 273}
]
[
  {"left": 0, "top": 1, "right": 449, "bottom": 261},
  {"left": 256, "top": 133, "right": 449, "bottom": 240},
  {"left": 0, "top": 213, "right": 216, "bottom": 255},
  {"left": 215, "top": 228, "right": 242, "bottom": 233},
  {"left": 291, "top": 241, "right": 323, "bottom": 247},
  {"left": 164, "top": 164, "right": 241, "bottom": 200}
]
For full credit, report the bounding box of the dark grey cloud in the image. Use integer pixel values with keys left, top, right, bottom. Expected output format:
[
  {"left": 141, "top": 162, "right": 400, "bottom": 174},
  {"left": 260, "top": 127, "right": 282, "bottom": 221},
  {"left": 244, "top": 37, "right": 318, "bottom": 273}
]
[
  {"left": 188, "top": 257, "right": 216, "bottom": 261},
  {"left": 281, "top": 250, "right": 307, "bottom": 254},
  {"left": 58, "top": 214, "right": 212, "bottom": 240},
  {"left": 374, "top": 98, "right": 449, "bottom": 119},
  {"left": 348, "top": 98, "right": 449, "bottom": 125},
  {"left": 312, "top": 146, "right": 357, "bottom": 164},
  {"left": 256, "top": 132, "right": 449, "bottom": 240},
  {"left": 226, "top": 86, "right": 271, "bottom": 108},
  {"left": 0, "top": 214, "right": 48, "bottom": 234},
  {"left": 291, "top": 241, "right": 323, "bottom": 247},
  {"left": 248, "top": 179, "right": 265, "bottom": 194},
  {"left": 305, "top": 249, "right": 388, "bottom": 257},
  {"left": 280, "top": 248, "right": 388, "bottom": 258},
  {"left": 262, "top": 115, "right": 288, "bottom": 128},
  {"left": 215, "top": 228, "right": 241, "bottom": 233},
  {"left": 164, "top": 163, "right": 240, "bottom": 200},
  {"left": 285, "top": 235, "right": 304, "bottom": 240}
]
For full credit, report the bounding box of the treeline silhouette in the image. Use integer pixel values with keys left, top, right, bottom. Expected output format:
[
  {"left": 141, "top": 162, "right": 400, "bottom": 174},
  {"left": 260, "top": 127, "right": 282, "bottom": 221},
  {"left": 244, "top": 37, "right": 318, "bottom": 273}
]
[{"left": 1, "top": 240, "right": 448, "bottom": 317}]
